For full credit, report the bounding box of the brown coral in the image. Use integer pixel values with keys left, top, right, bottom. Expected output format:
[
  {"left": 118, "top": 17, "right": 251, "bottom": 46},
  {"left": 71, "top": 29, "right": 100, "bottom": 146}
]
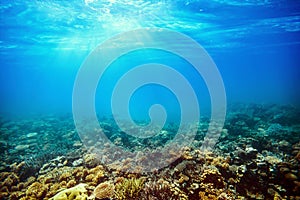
[
  {"left": 141, "top": 180, "right": 183, "bottom": 200},
  {"left": 200, "top": 168, "right": 225, "bottom": 188},
  {"left": 84, "top": 153, "right": 99, "bottom": 168},
  {"left": 59, "top": 171, "right": 72, "bottom": 182},
  {"left": 94, "top": 181, "right": 115, "bottom": 199},
  {"left": 26, "top": 182, "right": 48, "bottom": 199},
  {"left": 9, "top": 191, "right": 24, "bottom": 200},
  {"left": 2, "top": 172, "right": 19, "bottom": 188}
]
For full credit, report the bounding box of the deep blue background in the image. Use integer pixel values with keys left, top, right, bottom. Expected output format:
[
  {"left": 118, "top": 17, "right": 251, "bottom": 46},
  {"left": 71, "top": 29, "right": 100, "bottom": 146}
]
[{"left": 0, "top": 0, "right": 299, "bottom": 118}]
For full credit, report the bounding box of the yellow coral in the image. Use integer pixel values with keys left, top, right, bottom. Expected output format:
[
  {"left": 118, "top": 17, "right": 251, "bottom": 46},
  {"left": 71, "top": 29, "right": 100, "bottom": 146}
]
[
  {"left": 9, "top": 191, "right": 24, "bottom": 200},
  {"left": 47, "top": 183, "right": 61, "bottom": 198},
  {"left": 49, "top": 183, "right": 88, "bottom": 200},
  {"left": 67, "top": 180, "right": 77, "bottom": 188},
  {"left": 114, "top": 177, "right": 145, "bottom": 200},
  {"left": 85, "top": 165, "right": 105, "bottom": 186},
  {"left": 26, "top": 182, "right": 48, "bottom": 199},
  {"left": 59, "top": 172, "right": 72, "bottom": 182}
]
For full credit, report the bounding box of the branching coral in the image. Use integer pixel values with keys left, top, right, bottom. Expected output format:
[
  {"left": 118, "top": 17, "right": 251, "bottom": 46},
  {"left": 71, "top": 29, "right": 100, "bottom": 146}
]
[
  {"left": 141, "top": 180, "right": 183, "bottom": 200},
  {"left": 86, "top": 165, "right": 105, "bottom": 186},
  {"left": 114, "top": 177, "right": 145, "bottom": 200},
  {"left": 200, "top": 168, "right": 224, "bottom": 188},
  {"left": 25, "top": 182, "right": 48, "bottom": 199}
]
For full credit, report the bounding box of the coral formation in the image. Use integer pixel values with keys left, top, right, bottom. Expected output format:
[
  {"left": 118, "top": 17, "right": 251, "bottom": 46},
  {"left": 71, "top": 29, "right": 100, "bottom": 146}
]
[
  {"left": 141, "top": 179, "right": 183, "bottom": 200},
  {"left": 0, "top": 104, "right": 299, "bottom": 199},
  {"left": 26, "top": 182, "right": 48, "bottom": 199},
  {"left": 93, "top": 181, "right": 114, "bottom": 199},
  {"left": 114, "top": 177, "right": 145, "bottom": 200},
  {"left": 49, "top": 183, "right": 88, "bottom": 200}
]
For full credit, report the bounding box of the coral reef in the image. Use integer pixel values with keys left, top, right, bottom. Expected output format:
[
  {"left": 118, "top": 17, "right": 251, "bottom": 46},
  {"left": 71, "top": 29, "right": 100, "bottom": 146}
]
[{"left": 0, "top": 104, "right": 299, "bottom": 199}]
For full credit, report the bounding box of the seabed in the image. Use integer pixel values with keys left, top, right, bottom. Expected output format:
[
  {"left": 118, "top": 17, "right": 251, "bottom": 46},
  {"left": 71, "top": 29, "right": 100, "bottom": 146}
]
[{"left": 0, "top": 103, "right": 299, "bottom": 199}]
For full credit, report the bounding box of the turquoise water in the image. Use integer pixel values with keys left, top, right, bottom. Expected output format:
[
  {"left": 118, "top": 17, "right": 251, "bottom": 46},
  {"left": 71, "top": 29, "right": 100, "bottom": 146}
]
[
  {"left": 0, "top": 0, "right": 299, "bottom": 117},
  {"left": 1, "top": 1, "right": 300, "bottom": 199}
]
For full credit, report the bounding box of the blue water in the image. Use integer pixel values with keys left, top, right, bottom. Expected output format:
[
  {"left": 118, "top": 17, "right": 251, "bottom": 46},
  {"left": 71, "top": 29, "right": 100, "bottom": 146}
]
[{"left": 0, "top": 0, "right": 300, "bottom": 118}]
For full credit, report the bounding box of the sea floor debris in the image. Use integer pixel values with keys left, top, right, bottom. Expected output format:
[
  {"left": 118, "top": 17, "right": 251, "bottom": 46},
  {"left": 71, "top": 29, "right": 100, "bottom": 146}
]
[{"left": 0, "top": 104, "right": 299, "bottom": 199}]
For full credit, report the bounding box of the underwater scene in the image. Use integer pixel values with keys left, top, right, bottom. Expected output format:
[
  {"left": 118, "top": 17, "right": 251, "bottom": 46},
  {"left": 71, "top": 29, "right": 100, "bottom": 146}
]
[{"left": 0, "top": 0, "right": 300, "bottom": 199}]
